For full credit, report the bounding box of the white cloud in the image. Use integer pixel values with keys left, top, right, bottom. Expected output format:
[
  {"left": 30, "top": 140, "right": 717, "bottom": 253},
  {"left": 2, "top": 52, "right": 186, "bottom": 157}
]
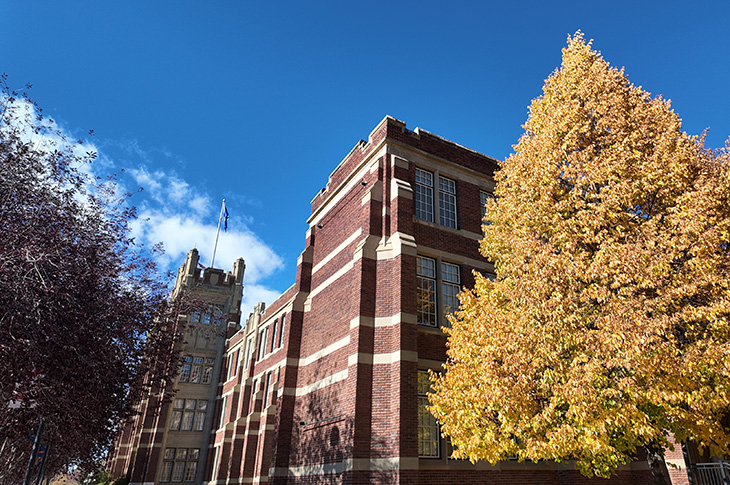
[
  {"left": 130, "top": 206, "right": 284, "bottom": 318},
  {"left": 129, "top": 167, "right": 163, "bottom": 192},
  {"left": 189, "top": 195, "right": 209, "bottom": 216},
  {"left": 3, "top": 95, "right": 286, "bottom": 319}
]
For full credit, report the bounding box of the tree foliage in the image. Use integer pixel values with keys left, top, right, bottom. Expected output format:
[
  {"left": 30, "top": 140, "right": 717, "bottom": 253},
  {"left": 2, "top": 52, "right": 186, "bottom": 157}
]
[
  {"left": 0, "top": 77, "right": 188, "bottom": 480},
  {"left": 429, "top": 33, "right": 730, "bottom": 479}
]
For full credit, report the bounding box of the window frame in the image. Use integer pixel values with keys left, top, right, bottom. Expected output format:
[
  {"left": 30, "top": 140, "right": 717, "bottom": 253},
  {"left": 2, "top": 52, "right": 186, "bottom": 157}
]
[
  {"left": 416, "top": 256, "right": 437, "bottom": 327},
  {"left": 417, "top": 255, "right": 462, "bottom": 328},
  {"left": 278, "top": 314, "right": 286, "bottom": 348},
  {"left": 415, "top": 168, "right": 435, "bottom": 223},
  {"left": 417, "top": 370, "right": 440, "bottom": 458},
  {"left": 414, "top": 167, "right": 459, "bottom": 230},
  {"left": 440, "top": 261, "right": 461, "bottom": 326},
  {"left": 270, "top": 319, "right": 278, "bottom": 353},
  {"left": 438, "top": 176, "right": 457, "bottom": 228}
]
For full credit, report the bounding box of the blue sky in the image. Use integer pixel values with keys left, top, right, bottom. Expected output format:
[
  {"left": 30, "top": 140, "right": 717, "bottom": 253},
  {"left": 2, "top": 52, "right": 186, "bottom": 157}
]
[{"left": 3, "top": 1, "right": 729, "bottom": 317}]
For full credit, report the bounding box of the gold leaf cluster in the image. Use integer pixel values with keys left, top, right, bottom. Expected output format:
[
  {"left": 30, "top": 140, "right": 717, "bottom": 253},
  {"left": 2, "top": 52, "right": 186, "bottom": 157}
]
[{"left": 429, "top": 32, "right": 730, "bottom": 478}]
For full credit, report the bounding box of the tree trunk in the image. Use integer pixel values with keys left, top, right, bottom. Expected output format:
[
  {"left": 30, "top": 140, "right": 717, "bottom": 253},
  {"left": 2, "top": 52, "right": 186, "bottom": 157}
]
[{"left": 645, "top": 443, "right": 673, "bottom": 485}]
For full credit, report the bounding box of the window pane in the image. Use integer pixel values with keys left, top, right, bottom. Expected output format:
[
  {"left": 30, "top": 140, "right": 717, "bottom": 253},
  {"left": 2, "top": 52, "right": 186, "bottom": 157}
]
[
  {"left": 417, "top": 257, "right": 437, "bottom": 326},
  {"left": 181, "top": 411, "right": 194, "bottom": 431},
  {"left": 415, "top": 168, "right": 434, "bottom": 223},
  {"left": 160, "top": 461, "right": 173, "bottom": 482},
  {"left": 212, "top": 306, "right": 224, "bottom": 325},
  {"left": 198, "top": 400, "right": 208, "bottom": 410},
  {"left": 257, "top": 331, "right": 265, "bottom": 360},
  {"left": 417, "top": 256, "right": 436, "bottom": 278},
  {"left": 179, "top": 364, "right": 191, "bottom": 383},
  {"left": 418, "top": 371, "right": 439, "bottom": 457},
  {"left": 189, "top": 449, "right": 200, "bottom": 460},
  {"left": 439, "top": 177, "right": 457, "bottom": 228},
  {"left": 418, "top": 396, "right": 440, "bottom": 457},
  {"left": 193, "top": 357, "right": 204, "bottom": 364},
  {"left": 172, "top": 462, "right": 185, "bottom": 482},
  {"left": 270, "top": 320, "right": 278, "bottom": 353},
  {"left": 278, "top": 315, "right": 286, "bottom": 347},
  {"left": 175, "top": 448, "right": 188, "bottom": 460},
  {"left": 164, "top": 448, "right": 176, "bottom": 460},
  {"left": 442, "top": 282, "right": 460, "bottom": 322},
  {"left": 173, "top": 399, "right": 185, "bottom": 409},
  {"left": 185, "top": 399, "right": 197, "bottom": 410},
  {"left": 190, "top": 365, "right": 202, "bottom": 383},
  {"left": 442, "top": 262, "right": 461, "bottom": 325},
  {"left": 184, "top": 461, "right": 197, "bottom": 482},
  {"left": 263, "top": 372, "right": 272, "bottom": 408},
  {"left": 218, "top": 397, "right": 227, "bottom": 429},
  {"left": 441, "top": 262, "right": 460, "bottom": 284},
  {"left": 193, "top": 411, "right": 206, "bottom": 431},
  {"left": 417, "top": 277, "right": 436, "bottom": 326},
  {"left": 480, "top": 190, "right": 491, "bottom": 220},
  {"left": 202, "top": 366, "right": 213, "bottom": 384},
  {"left": 169, "top": 411, "right": 182, "bottom": 431}
]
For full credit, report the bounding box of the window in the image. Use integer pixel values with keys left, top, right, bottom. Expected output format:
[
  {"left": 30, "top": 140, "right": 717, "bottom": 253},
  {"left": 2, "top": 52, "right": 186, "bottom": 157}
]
[
  {"left": 193, "top": 401, "right": 207, "bottom": 431},
  {"left": 181, "top": 355, "right": 213, "bottom": 385},
  {"left": 417, "top": 256, "right": 461, "bottom": 327},
  {"left": 191, "top": 305, "right": 224, "bottom": 325},
  {"left": 179, "top": 356, "right": 192, "bottom": 383},
  {"left": 415, "top": 168, "right": 458, "bottom": 229},
  {"left": 218, "top": 396, "right": 227, "bottom": 429},
  {"left": 263, "top": 372, "right": 272, "bottom": 408},
  {"left": 211, "top": 305, "right": 224, "bottom": 325},
  {"left": 170, "top": 399, "right": 184, "bottom": 430},
  {"left": 415, "top": 168, "right": 434, "bottom": 223},
  {"left": 181, "top": 399, "right": 196, "bottom": 431},
  {"left": 160, "top": 449, "right": 174, "bottom": 482},
  {"left": 418, "top": 371, "right": 440, "bottom": 457},
  {"left": 202, "top": 366, "right": 213, "bottom": 385},
  {"left": 190, "top": 365, "right": 202, "bottom": 383},
  {"left": 172, "top": 461, "right": 185, "bottom": 482},
  {"left": 439, "top": 176, "right": 457, "bottom": 228},
  {"left": 228, "top": 350, "right": 241, "bottom": 379},
  {"left": 278, "top": 315, "right": 286, "bottom": 348},
  {"left": 257, "top": 326, "right": 269, "bottom": 361},
  {"left": 184, "top": 461, "right": 197, "bottom": 482},
  {"left": 480, "top": 189, "right": 495, "bottom": 224},
  {"left": 250, "top": 379, "right": 258, "bottom": 413},
  {"left": 161, "top": 448, "right": 199, "bottom": 482},
  {"left": 270, "top": 319, "right": 278, "bottom": 353},
  {"left": 441, "top": 262, "right": 460, "bottom": 324},
  {"left": 417, "top": 256, "right": 437, "bottom": 326},
  {"left": 171, "top": 399, "right": 206, "bottom": 432},
  {"left": 226, "top": 354, "right": 234, "bottom": 380},
  {"left": 244, "top": 337, "right": 254, "bottom": 366},
  {"left": 210, "top": 447, "right": 220, "bottom": 481}
]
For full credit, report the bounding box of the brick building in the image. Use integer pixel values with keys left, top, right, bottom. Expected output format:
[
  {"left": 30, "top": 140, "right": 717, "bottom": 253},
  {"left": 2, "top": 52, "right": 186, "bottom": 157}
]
[
  {"left": 205, "top": 117, "right": 657, "bottom": 484},
  {"left": 112, "top": 116, "right": 704, "bottom": 484}
]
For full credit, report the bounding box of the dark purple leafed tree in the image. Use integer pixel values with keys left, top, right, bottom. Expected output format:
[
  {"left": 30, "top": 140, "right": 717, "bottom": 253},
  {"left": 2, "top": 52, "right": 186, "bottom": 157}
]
[{"left": 0, "top": 76, "right": 187, "bottom": 481}]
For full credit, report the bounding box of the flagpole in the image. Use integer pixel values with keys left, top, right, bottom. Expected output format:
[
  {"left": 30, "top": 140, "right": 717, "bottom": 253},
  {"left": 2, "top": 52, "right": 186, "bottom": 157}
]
[{"left": 210, "top": 199, "right": 225, "bottom": 269}]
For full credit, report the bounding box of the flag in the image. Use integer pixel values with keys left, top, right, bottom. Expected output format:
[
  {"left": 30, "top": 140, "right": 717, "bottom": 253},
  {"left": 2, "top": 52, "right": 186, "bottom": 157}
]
[{"left": 224, "top": 207, "right": 229, "bottom": 232}]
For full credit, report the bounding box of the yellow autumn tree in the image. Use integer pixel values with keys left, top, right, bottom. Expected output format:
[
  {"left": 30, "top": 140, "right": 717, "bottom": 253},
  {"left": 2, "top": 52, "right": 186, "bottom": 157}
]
[{"left": 429, "top": 32, "right": 730, "bottom": 483}]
